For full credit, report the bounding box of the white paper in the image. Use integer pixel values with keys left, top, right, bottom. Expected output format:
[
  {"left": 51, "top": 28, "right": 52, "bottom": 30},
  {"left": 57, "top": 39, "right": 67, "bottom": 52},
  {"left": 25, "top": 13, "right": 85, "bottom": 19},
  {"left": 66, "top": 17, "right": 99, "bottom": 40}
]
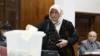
[
  {"left": 84, "top": 51, "right": 100, "bottom": 55},
  {"left": 4, "top": 30, "right": 45, "bottom": 56},
  {"left": 25, "top": 24, "right": 38, "bottom": 32}
]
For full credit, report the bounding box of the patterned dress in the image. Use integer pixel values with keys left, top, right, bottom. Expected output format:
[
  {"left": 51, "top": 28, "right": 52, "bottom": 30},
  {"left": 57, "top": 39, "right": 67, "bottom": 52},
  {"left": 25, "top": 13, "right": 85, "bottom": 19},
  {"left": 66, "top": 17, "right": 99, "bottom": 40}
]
[{"left": 37, "top": 19, "right": 79, "bottom": 56}]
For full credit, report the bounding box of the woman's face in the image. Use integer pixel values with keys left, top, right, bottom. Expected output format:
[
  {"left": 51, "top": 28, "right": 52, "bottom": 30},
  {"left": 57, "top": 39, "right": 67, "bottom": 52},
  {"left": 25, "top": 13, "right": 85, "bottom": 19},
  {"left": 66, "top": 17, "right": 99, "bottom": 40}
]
[{"left": 50, "top": 9, "right": 60, "bottom": 22}]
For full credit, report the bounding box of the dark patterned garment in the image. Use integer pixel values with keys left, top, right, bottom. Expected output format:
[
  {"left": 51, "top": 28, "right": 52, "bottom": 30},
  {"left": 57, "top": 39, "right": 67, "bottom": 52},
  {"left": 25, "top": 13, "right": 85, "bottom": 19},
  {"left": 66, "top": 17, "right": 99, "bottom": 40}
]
[
  {"left": 37, "top": 19, "right": 79, "bottom": 56},
  {"left": 43, "top": 20, "right": 61, "bottom": 50}
]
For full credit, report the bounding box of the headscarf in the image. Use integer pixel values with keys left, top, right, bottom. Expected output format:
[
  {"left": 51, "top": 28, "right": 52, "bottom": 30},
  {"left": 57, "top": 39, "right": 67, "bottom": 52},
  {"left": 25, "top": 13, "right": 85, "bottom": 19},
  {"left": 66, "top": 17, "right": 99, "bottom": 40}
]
[
  {"left": 49, "top": 4, "right": 63, "bottom": 24},
  {"left": 49, "top": 4, "right": 64, "bottom": 33}
]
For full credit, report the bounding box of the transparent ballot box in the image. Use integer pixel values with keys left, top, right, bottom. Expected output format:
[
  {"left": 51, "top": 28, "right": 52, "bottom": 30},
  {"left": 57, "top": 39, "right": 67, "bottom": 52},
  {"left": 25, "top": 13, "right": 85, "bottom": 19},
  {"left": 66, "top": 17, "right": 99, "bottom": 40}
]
[{"left": 4, "top": 30, "right": 45, "bottom": 56}]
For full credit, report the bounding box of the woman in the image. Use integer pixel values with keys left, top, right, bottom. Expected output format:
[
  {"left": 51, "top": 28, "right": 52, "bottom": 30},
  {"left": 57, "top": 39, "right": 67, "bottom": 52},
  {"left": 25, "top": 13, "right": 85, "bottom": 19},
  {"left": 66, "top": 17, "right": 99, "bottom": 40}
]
[{"left": 37, "top": 4, "right": 79, "bottom": 56}]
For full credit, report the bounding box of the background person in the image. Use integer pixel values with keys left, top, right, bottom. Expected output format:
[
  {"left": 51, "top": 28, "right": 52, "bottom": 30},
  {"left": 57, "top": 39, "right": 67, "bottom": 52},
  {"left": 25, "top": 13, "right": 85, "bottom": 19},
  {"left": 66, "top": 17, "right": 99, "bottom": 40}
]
[
  {"left": 0, "top": 23, "right": 12, "bottom": 47},
  {"left": 79, "top": 31, "right": 100, "bottom": 55}
]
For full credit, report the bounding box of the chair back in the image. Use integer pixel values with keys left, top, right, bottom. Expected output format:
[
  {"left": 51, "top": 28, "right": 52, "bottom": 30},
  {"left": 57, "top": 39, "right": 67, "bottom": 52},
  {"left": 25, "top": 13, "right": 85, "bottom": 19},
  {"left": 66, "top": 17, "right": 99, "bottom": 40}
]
[{"left": 0, "top": 46, "right": 7, "bottom": 56}]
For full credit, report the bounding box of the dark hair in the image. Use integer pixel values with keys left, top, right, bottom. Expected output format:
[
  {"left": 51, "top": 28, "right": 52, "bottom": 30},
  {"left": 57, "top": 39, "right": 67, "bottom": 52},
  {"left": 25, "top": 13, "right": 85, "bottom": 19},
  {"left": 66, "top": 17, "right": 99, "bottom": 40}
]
[{"left": 0, "top": 23, "right": 12, "bottom": 30}]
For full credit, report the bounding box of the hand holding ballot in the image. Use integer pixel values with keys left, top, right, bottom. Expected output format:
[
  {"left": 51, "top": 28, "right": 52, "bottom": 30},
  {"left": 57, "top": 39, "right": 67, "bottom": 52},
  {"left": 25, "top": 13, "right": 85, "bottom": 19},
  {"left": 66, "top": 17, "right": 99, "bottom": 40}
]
[{"left": 25, "top": 24, "right": 38, "bottom": 31}]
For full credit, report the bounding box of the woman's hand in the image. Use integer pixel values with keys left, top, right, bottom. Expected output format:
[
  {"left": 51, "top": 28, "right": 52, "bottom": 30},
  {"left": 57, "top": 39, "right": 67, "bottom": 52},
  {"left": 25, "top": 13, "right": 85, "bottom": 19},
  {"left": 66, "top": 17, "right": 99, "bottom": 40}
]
[
  {"left": 25, "top": 24, "right": 38, "bottom": 31},
  {"left": 56, "top": 39, "right": 68, "bottom": 48}
]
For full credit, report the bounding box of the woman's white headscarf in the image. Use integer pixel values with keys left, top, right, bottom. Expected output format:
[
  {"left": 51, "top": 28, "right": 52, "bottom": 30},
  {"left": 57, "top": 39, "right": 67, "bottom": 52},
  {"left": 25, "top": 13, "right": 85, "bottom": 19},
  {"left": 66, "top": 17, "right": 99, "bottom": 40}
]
[
  {"left": 49, "top": 4, "right": 63, "bottom": 24},
  {"left": 49, "top": 4, "right": 64, "bottom": 33}
]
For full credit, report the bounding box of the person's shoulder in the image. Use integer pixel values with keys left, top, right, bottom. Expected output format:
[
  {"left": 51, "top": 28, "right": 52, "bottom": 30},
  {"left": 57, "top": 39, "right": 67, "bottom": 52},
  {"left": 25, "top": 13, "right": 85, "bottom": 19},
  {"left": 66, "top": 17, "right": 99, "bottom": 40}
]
[
  {"left": 63, "top": 19, "right": 73, "bottom": 25},
  {"left": 95, "top": 41, "right": 100, "bottom": 44},
  {"left": 63, "top": 19, "right": 72, "bottom": 23},
  {"left": 39, "top": 19, "right": 49, "bottom": 25},
  {"left": 44, "top": 15, "right": 49, "bottom": 20},
  {"left": 81, "top": 40, "right": 88, "bottom": 44}
]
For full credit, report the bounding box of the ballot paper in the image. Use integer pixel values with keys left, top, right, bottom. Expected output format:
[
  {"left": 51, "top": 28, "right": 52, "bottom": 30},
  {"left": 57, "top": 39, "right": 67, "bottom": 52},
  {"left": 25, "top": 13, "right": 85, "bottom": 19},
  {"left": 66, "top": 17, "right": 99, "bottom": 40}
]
[
  {"left": 4, "top": 30, "right": 45, "bottom": 56},
  {"left": 25, "top": 24, "right": 38, "bottom": 31},
  {"left": 84, "top": 51, "right": 100, "bottom": 55}
]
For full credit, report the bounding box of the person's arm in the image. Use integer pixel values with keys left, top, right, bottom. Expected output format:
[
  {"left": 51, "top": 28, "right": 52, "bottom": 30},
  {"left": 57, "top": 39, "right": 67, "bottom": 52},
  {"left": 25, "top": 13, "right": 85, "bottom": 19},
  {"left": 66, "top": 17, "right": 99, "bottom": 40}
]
[
  {"left": 79, "top": 41, "right": 93, "bottom": 55},
  {"left": 36, "top": 15, "right": 49, "bottom": 31},
  {"left": 67, "top": 22, "right": 79, "bottom": 45},
  {"left": 79, "top": 43, "right": 87, "bottom": 55},
  {"left": 97, "top": 41, "right": 100, "bottom": 49},
  {"left": 95, "top": 41, "right": 100, "bottom": 52},
  {"left": 36, "top": 19, "right": 48, "bottom": 32},
  {"left": 56, "top": 21, "right": 79, "bottom": 48}
]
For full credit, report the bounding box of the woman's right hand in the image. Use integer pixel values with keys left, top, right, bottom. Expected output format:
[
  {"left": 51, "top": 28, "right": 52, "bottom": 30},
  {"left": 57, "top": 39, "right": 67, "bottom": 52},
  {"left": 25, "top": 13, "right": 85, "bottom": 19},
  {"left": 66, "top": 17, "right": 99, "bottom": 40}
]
[{"left": 56, "top": 39, "right": 68, "bottom": 48}]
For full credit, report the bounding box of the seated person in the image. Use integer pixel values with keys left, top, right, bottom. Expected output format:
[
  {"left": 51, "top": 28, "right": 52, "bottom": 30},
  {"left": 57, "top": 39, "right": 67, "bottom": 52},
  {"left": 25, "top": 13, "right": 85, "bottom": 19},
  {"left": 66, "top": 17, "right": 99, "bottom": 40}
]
[
  {"left": 0, "top": 23, "right": 12, "bottom": 47},
  {"left": 79, "top": 31, "right": 100, "bottom": 55}
]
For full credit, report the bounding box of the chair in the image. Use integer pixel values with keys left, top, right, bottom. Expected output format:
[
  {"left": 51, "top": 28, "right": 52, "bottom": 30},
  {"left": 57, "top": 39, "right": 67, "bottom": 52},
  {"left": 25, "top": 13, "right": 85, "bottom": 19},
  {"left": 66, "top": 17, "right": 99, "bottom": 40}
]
[
  {"left": 0, "top": 46, "right": 7, "bottom": 56},
  {"left": 41, "top": 50, "right": 60, "bottom": 56}
]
